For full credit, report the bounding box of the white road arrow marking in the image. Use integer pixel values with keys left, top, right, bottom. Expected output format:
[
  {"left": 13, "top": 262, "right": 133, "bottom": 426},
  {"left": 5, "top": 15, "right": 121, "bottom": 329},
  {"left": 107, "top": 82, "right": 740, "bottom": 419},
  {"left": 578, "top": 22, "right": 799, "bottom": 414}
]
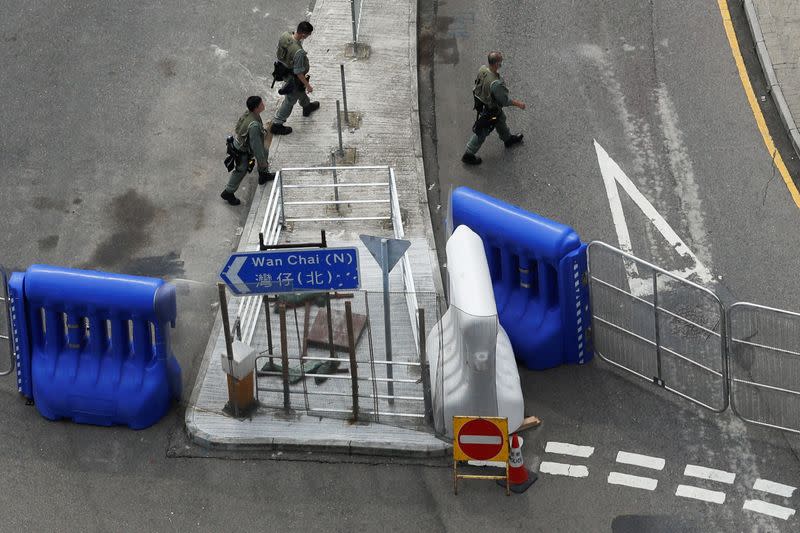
[{"left": 594, "top": 140, "right": 714, "bottom": 296}]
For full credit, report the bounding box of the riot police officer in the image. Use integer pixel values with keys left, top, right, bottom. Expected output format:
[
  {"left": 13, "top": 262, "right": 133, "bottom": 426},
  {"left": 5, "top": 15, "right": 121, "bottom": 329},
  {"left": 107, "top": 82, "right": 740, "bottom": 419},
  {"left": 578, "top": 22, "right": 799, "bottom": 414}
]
[
  {"left": 462, "top": 51, "right": 526, "bottom": 165},
  {"left": 221, "top": 96, "right": 274, "bottom": 206},
  {"left": 271, "top": 21, "right": 320, "bottom": 135}
]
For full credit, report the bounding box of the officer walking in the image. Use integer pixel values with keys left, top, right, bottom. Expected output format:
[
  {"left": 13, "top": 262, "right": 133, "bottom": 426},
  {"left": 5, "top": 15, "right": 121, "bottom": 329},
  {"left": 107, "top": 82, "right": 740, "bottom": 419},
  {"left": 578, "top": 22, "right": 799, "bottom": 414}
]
[
  {"left": 462, "top": 51, "right": 526, "bottom": 165},
  {"left": 221, "top": 95, "right": 274, "bottom": 206},
  {"left": 271, "top": 21, "right": 320, "bottom": 135}
]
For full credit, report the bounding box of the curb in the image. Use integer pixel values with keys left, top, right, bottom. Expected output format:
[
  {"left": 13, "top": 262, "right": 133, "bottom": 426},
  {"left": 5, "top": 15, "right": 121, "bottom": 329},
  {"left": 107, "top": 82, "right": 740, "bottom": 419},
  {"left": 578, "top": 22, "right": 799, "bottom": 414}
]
[{"left": 742, "top": 0, "right": 800, "bottom": 157}]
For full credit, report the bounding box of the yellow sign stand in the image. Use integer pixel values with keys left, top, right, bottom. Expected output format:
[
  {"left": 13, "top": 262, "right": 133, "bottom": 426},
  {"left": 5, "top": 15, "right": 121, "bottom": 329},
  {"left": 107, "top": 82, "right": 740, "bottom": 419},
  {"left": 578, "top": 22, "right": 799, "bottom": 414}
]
[{"left": 453, "top": 416, "right": 510, "bottom": 496}]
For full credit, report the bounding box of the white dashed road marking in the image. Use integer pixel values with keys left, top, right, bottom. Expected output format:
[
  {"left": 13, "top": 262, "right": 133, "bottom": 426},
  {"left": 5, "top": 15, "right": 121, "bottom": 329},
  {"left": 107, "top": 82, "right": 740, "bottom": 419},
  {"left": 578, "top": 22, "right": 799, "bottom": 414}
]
[
  {"left": 683, "top": 464, "right": 736, "bottom": 484},
  {"left": 743, "top": 500, "right": 796, "bottom": 521},
  {"left": 676, "top": 484, "right": 726, "bottom": 505},
  {"left": 545, "top": 442, "right": 595, "bottom": 458},
  {"left": 615, "top": 451, "right": 665, "bottom": 471},
  {"left": 539, "top": 462, "right": 589, "bottom": 478},
  {"left": 753, "top": 479, "right": 797, "bottom": 498},
  {"left": 607, "top": 472, "right": 658, "bottom": 491}
]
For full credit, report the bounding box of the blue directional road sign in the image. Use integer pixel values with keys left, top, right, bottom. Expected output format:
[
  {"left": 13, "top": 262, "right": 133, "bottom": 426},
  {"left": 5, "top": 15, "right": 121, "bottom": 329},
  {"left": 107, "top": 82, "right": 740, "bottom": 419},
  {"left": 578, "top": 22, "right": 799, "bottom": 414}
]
[{"left": 219, "top": 247, "right": 360, "bottom": 295}]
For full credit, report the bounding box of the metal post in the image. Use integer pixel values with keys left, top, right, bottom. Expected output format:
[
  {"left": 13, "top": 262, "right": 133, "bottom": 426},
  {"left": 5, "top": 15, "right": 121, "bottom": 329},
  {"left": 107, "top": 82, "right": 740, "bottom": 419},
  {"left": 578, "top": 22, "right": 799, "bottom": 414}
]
[
  {"left": 263, "top": 295, "right": 274, "bottom": 366},
  {"left": 346, "top": 301, "right": 359, "bottom": 421},
  {"left": 652, "top": 270, "right": 663, "bottom": 386},
  {"left": 330, "top": 152, "right": 339, "bottom": 203},
  {"left": 218, "top": 283, "right": 234, "bottom": 364},
  {"left": 418, "top": 308, "right": 433, "bottom": 424},
  {"left": 278, "top": 171, "right": 286, "bottom": 225},
  {"left": 279, "top": 303, "right": 291, "bottom": 411},
  {"left": 350, "top": 0, "right": 358, "bottom": 43},
  {"left": 381, "top": 238, "right": 395, "bottom": 404},
  {"left": 336, "top": 100, "right": 344, "bottom": 156},
  {"left": 326, "top": 294, "right": 336, "bottom": 364},
  {"left": 218, "top": 283, "right": 238, "bottom": 417},
  {"left": 340, "top": 64, "right": 350, "bottom": 125}
]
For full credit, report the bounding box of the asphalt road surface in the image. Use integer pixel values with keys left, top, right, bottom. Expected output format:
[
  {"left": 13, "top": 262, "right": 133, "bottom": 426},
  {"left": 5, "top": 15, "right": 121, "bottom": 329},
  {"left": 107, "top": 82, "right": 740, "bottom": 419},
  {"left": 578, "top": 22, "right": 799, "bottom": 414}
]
[{"left": 420, "top": 0, "right": 800, "bottom": 530}]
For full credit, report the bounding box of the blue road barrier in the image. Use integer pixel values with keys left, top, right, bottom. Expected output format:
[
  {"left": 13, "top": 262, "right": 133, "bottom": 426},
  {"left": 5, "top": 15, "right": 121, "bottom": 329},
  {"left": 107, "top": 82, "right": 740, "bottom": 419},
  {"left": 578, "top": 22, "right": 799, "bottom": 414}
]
[
  {"left": 450, "top": 187, "right": 593, "bottom": 370},
  {"left": 9, "top": 265, "right": 181, "bottom": 429}
]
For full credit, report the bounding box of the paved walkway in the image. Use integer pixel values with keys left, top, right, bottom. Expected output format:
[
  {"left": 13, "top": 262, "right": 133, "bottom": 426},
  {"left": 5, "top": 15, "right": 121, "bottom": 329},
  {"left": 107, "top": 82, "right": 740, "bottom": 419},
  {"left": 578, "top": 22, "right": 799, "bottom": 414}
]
[
  {"left": 185, "top": 0, "right": 450, "bottom": 457},
  {"left": 745, "top": 0, "right": 800, "bottom": 155}
]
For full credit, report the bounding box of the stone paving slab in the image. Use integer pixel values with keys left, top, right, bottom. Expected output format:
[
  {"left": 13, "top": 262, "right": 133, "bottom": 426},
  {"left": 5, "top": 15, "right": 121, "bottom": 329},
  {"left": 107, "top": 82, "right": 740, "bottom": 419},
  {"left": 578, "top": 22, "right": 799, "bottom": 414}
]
[{"left": 745, "top": 0, "right": 800, "bottom": 155}]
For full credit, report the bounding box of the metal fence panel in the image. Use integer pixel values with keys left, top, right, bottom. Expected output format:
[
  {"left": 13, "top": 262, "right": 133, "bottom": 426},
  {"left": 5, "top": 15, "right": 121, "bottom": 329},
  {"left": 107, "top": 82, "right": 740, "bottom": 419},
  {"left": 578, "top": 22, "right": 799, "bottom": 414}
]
[
  {"left": 588, "top": 242, "right": 727, "bottom": 412},
  {"left": 252, "top": 290, "right": 443, "bottom": 432},
  {"left": 729, "top": 303, "right": 800, "bottom": 434}
]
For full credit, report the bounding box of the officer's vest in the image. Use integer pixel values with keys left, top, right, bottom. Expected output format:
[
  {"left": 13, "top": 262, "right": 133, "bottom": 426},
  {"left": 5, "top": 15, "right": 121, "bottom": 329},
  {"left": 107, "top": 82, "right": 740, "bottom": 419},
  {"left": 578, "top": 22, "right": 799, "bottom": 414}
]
[
  {"left": 234, "top": 112, "right": 263, "bottom": 153},
  {"left": 276, "top": 31, "right": 304, "bottom": 69},
  {"left": 473, "top": 65, "right": 503, "bottom": 111}
]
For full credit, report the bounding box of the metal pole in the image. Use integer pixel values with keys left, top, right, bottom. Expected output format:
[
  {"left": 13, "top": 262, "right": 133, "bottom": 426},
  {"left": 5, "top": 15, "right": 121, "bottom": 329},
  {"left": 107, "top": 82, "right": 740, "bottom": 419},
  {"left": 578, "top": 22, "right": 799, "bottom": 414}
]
[
  {"left": 218, "top": 283, "right": 234, "bottom": 363},
  {"left": 346, "top": 301, "right": 359, "bottom": 421},
  {"left": 350, "top": 0, "right": 357, "bottom": 43},
  {"left": 278, "top": 171, "right": 286, "bottom": 226},
  {"left": 652, "top": 270, "right": 663, "bottom": 386},
  {"left": 336, "top": 100, "right": 344, "bottom": 156},
  {"left": 381, "top": 238, "right": 394, "bottom": 404},
  {"left": 279, "top": 303, "right": 291, "bottom": 411},
  {"left": 263, "top": 295, "right": 274, "bottom": 366},
  {"left": 330, "top": 152, "right": 339, "bottom": 203},
  {"left": 418, "top": 308, "right": 433, "bottom": 424},
  {"left": 326, "top": 294, "right": 336, "bottom": 364},
  {"left": 340, "top": 64, "right": 350, "bottom": 125}
]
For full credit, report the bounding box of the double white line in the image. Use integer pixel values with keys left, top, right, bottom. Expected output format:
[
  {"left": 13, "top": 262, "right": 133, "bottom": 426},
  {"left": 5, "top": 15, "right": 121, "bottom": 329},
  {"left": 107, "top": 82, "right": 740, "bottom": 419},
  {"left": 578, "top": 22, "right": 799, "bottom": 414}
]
[
  {"left": 743, "top": 479, "right": 796, "bottom": 521},
  {"left": 607, "top": 451, "right": 665, "bottom": 491},
  {"left": 539, "top": 442, "right": 593, "bottom": 478},
  {"left": 676, "top": 465, "right": 735, "bottom": 504}
]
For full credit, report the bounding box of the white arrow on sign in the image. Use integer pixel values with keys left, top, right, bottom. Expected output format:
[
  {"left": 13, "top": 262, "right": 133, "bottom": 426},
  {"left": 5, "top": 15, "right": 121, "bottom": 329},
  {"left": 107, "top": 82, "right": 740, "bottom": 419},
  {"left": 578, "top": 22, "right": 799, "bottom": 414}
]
[
  {"left": 594, "top": 139, "right": 714, "bottom": 296},
  {"left": 222, "top": 256, "right": 248, "bottom": 294}
]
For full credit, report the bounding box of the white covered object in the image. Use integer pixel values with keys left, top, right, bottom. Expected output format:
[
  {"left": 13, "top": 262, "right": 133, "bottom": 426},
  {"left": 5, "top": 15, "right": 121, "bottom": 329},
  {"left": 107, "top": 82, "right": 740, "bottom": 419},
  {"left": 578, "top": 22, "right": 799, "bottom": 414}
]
[
  {"left": 428, "top": 225, "right": 524, "bottom": 437},
  {"left": 220, "top": 340, "right": 256, "bottom": 380}
]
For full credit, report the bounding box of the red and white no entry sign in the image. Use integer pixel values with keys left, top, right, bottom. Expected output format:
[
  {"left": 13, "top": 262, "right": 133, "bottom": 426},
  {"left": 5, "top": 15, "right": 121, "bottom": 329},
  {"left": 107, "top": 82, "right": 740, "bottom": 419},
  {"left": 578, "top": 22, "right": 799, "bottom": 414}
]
[{"left": 453, "top": 416, "right": 509, "bottom": 462}]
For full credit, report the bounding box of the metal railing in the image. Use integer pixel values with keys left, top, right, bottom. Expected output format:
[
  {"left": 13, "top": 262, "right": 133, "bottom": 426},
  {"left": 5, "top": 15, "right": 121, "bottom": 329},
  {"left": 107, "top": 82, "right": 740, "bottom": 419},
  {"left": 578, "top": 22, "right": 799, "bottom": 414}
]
[
  {"left": 0, "top": 267, "right": 15, "bottom": 376},
  {"left": 729, "top": 303, "right": 800, "bottom": 434},
  {"left": 251, "top": 290, "right": 440, "bottom": 426},
  {"left": 226, "top": 165, "right": 431, "bottom": 428},
  {"left": 588, "top": 240, "right": 800, "bottom": 435},
  {"left": 588, "top": 241, "right": 728, "bottom": 412}
]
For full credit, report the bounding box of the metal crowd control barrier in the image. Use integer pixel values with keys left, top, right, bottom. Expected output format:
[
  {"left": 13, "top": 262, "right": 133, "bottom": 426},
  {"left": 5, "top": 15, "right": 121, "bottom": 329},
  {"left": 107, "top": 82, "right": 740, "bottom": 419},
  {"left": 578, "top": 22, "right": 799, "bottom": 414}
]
[
  {"left": 587, "top": 241, "right": 728, "bottom": 412},
  {"left": 229, "top": 165, "right": 432, "bottom": 428},
  {"left": 0, "top": 266, "right": 15, "bottom": 377},
  {"left": 450, "top": 186, "right": 592, "bottom": 370},
  {"left": 7, "top": 265, "right": 182, "bottom": 429},
  {"left": 729, "top": 303, "right": 800, "bottom": 434}
]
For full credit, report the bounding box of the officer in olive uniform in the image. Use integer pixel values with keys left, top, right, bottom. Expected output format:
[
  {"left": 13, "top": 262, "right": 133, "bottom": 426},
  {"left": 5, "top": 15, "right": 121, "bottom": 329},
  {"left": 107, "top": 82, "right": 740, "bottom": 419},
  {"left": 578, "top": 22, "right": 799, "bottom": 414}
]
[
  {"left": 271, "top": 21, "right": 320, "bottom": 135},
  {"left": 221, "top": 96, "right": 274, "bottom": 206},
  {"left": 462, "top": 51, "right": 526, "bottom": 165}
]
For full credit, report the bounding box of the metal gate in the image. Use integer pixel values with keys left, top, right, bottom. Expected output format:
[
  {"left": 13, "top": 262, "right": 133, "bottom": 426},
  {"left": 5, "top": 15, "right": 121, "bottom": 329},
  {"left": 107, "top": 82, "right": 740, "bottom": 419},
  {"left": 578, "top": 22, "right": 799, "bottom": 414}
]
[
  {"left": 587, "top": 241, "right": 728, "bottom": 412},
  {"left": 729, "top": 303, "right": 800, "bottom": 434},
  {"left": 0, "top": 266, "right": 15, "bottom": 377}
]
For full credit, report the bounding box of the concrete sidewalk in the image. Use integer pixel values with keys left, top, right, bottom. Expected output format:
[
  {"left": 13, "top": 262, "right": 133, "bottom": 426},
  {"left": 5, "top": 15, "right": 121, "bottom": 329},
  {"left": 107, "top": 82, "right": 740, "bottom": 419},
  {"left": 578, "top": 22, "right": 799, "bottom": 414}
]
[
  {"left": 744, "top": 0, "right": 800, "bottom": 156},
  {"left": 185, "top": 0, "right": 450, "bottom": 457}
]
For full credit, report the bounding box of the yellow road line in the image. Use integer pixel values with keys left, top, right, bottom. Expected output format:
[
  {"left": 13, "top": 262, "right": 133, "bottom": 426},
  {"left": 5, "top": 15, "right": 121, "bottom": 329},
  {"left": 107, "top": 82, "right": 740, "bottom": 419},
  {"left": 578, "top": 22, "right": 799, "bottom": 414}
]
[{"left": 717, "top": 0, "right": 800, "bottom": 208}]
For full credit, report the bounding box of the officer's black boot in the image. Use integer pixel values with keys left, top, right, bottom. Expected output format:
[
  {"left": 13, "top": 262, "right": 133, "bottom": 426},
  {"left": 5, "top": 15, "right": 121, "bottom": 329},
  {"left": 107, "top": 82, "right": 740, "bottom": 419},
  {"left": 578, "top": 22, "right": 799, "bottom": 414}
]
[
  {"left": 270, "top": 123, "right": 293, "bottom": 135},
  {"left": 504, "top": 134, "right": 524, "bottom": 148},
  {"left": 461, "top": 152, "right": 482, "bottom": 165},
  {"left": 220, "top": 190, "right": 241, "bottom": 206},
  {"left": 258, "top": 169, "right": 276, "bottom": 185},
  {"left": 302, "top": 101, "right": 320, "bottom": 117}
]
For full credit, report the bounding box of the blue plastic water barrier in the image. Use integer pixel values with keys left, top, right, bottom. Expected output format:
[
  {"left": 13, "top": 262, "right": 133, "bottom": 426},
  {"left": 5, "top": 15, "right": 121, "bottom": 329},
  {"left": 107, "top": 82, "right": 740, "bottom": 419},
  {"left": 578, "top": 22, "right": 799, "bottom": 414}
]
[
  {"left": 9, "top": 265, "right": 181, "bottom": 429},
  {"left": 450, "top": 187, "right": 592, "bottom": 370}
]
